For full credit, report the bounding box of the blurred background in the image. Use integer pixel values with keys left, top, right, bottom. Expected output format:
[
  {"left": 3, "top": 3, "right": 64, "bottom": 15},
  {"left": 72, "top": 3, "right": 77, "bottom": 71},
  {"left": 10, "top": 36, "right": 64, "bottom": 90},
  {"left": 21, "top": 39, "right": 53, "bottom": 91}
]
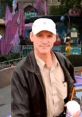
[{"left": 0, "top": 0, "right": 82, "bottom": 116}]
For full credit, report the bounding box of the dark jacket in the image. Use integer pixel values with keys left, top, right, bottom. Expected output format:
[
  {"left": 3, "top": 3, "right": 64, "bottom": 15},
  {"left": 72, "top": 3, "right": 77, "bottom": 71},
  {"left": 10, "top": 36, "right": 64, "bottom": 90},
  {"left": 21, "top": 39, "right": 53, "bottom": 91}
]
[{"left": 11, "top": 51, "right": 75, "bottom": 117}]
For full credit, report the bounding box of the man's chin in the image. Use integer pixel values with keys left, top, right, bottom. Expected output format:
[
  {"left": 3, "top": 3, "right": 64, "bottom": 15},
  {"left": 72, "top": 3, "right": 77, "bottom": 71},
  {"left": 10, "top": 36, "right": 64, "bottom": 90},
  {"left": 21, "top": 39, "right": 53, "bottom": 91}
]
[{"left": 39, "top": 50, "right": 50, "bottom": 54}]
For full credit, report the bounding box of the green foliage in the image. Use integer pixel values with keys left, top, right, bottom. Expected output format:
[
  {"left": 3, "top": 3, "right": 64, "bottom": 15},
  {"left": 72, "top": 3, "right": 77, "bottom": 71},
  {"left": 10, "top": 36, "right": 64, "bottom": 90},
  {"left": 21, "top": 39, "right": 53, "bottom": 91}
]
[
  {"left": 0, "top": 0, "right": 13, "bottom": 18},
  {"left": 63, "top": 0, "right": 82, "bottom": 8},
  {"left": 49, "top": 5, "right": 68, "bottom": 15},
  {"left": 0, "top": 56, "right": 7, "bottom": 62},
  {"left": 0, "top": 53, "right": 20, "bottom": 62},
  {"left": 6, "top": 0, "right": 13, "bottom": 8}
]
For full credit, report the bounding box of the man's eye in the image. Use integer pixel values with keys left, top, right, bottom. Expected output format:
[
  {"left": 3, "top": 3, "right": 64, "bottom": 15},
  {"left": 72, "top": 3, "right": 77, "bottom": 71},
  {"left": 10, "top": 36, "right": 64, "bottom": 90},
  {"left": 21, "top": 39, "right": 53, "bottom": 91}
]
[{"left": 47, "top": 35, "right": 53, "bottom": 38}]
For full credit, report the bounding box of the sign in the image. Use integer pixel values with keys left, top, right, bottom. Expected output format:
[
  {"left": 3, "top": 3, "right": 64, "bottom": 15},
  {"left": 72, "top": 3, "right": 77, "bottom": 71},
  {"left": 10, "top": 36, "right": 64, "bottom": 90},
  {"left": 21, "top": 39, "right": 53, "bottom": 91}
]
[
  {"left": 71, "top": 27, "right": 78, "bottom": 38},
  {"left": 25, "top": 12, "right": 37, "bottom": 19},
  {"left": 71, "top": 47, "right": 81, "bottom": 55}
]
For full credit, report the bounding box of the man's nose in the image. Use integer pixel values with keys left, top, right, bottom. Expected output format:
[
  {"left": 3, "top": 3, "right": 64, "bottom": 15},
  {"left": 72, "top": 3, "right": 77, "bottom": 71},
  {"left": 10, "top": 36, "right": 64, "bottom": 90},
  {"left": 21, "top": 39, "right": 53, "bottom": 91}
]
[{"left": 41, "top": 38, "right": 49, "bottom": 44}]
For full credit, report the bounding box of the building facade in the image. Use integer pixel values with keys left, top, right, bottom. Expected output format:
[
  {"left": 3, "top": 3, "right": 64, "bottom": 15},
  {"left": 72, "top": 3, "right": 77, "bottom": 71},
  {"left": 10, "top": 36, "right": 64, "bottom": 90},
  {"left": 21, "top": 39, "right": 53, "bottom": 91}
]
[{"left": 17, "top": 0, "right": 61, "bottom": 9}]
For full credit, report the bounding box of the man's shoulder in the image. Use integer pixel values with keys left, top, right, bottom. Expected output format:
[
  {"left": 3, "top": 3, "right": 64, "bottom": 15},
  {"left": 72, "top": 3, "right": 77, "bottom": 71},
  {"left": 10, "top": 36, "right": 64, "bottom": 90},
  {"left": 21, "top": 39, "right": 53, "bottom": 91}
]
[
  {"left": 54, "top": 52, "right": 72, "bottom": 66},
  {"left": 16, "top": 51, "right": 35, "bottom": 71},
  {"left": 54, "top": 52, "right": 66, "bottom": 60}
]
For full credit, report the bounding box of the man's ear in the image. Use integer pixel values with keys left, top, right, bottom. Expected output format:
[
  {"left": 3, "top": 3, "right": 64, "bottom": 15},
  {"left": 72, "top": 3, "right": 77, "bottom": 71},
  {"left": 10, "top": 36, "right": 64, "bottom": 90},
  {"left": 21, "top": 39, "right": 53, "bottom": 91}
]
[
  {"left": 53, "top": 35, "right": 57, "bottom": 42},
  {"left": 30, "top": 32, "right": 34, "bottom": 42}
]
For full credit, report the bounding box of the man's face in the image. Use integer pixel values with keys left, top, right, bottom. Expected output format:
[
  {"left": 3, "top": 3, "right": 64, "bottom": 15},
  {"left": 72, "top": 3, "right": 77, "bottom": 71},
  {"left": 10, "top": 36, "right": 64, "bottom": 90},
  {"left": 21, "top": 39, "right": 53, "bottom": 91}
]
[{"left": 30, "top": 31, "right": 56, "bottom": 55}]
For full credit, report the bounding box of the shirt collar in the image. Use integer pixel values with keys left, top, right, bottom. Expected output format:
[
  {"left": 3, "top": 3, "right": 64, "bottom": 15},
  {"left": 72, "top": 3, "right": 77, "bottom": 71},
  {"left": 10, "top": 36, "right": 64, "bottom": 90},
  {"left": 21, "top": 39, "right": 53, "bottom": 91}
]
[
  {"left": 35, "top": 52, "right": 59, "bottom": 70},
  {"left": 35, "top": 53, "right": 45, "bottom": 70},
  {"left": 52, "top": 52, "right": 59, "bottom": 68}
]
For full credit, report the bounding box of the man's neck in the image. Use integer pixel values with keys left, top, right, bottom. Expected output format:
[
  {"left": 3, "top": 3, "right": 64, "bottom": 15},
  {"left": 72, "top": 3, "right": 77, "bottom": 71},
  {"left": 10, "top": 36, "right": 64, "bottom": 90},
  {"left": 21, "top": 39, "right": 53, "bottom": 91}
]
[{"left": 35, "top": 51, "right": 53, "bottom": 69}]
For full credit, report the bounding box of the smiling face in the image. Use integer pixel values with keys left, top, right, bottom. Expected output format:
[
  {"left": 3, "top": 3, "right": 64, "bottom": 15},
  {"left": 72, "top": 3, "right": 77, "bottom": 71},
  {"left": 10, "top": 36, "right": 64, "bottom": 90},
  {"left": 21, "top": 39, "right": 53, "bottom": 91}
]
[{"left": 30, "top": 31, "right": 56, "bottom": 56}]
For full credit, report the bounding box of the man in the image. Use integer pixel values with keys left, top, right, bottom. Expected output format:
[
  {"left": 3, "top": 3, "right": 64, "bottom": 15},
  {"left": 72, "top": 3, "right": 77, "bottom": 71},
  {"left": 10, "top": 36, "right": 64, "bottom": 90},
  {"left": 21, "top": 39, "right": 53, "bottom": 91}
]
[{"left": 11, "top": 18, "right": 81, "bottom": 117}]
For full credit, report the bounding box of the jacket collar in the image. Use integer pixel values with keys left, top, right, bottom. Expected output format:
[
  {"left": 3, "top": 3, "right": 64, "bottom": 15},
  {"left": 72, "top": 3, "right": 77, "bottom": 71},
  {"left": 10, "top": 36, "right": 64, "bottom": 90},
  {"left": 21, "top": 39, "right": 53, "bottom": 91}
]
[
  {"left": 25, "top": 50, "right": 40, "bottom": 74},
  {"left": 25, "top": 50, "right": 46, "bottom": 98},
  {"left": 55, "top": 52, "right": 74, "bottom": 100},
  {"left": 55, "top": 52, "right": 74, "bottom": 83}
]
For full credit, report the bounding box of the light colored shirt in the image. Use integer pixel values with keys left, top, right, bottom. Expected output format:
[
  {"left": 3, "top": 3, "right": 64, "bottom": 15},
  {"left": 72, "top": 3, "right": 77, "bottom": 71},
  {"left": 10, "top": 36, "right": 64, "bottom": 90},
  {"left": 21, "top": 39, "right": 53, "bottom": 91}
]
[{"left": 35, "top": 53, "right": 67, "bottom": 117}]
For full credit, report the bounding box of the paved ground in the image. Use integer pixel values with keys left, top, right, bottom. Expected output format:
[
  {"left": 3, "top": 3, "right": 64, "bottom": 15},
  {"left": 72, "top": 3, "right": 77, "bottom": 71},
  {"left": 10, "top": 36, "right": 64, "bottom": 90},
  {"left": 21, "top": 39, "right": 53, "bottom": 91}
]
[
  {"left": 0, "top": 66, "right": 82, "bottom": 117},
  {"left": 0, "top": 85, "right": 11, "bottom": 117},
  {"left": 0, "top": 67, "right": 15, "bottom": 117}
]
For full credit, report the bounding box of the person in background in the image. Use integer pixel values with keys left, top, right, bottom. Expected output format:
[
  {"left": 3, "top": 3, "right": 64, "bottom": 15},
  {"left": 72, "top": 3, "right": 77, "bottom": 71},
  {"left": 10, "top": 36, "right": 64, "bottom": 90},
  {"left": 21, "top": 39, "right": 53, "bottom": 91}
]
[
  {"left": 65, "top": 36, "right": 72, "bottom": 57},
  {"left": 11, "top": 18, "right": 81, "bottom": 117}
]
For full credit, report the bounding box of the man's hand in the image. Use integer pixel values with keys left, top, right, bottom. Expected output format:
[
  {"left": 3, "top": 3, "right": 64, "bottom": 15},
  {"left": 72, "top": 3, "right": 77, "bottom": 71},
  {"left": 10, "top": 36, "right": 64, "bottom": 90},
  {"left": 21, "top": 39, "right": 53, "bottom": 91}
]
[{"left": 65, "top": 100, "right": 81, "bottom": 117}]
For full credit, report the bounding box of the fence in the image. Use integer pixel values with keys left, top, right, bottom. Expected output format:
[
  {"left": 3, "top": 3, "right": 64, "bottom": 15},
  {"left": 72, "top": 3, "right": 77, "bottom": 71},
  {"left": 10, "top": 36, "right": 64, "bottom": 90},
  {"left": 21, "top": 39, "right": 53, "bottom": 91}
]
[
  {"left": 0, "top": 44, "right": 82, "bottom": 69},
  {"left": 0, "top": 58, "right": 22, "bottom": 70}
]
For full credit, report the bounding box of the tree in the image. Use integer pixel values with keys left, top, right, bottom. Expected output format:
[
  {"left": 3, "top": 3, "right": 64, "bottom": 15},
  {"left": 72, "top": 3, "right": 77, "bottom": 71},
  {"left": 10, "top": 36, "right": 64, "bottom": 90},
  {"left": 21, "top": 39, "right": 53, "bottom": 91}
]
[
  {"left": 6, "top": 0, "right": 13, "bottom": 6},
  {"left": 60, "top": 0, "right": 82, "bottom": 8}
]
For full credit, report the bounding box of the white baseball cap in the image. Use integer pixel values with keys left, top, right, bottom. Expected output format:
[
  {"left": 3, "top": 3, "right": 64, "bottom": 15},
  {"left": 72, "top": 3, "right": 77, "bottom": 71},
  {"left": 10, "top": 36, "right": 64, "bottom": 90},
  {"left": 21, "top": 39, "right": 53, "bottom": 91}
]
[{"left": 32, "top": 18, "right": 56, "bottom": 35}]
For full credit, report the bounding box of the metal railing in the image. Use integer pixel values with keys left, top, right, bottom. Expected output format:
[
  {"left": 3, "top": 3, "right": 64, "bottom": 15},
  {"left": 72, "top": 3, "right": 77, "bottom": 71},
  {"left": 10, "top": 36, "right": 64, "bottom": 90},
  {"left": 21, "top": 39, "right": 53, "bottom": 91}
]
[
  {"left": 0, "top": 44, "right": 82, "bottom": 69},
  {"left": 0, "top": 58, "right": 22, "bottom": 70}
]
